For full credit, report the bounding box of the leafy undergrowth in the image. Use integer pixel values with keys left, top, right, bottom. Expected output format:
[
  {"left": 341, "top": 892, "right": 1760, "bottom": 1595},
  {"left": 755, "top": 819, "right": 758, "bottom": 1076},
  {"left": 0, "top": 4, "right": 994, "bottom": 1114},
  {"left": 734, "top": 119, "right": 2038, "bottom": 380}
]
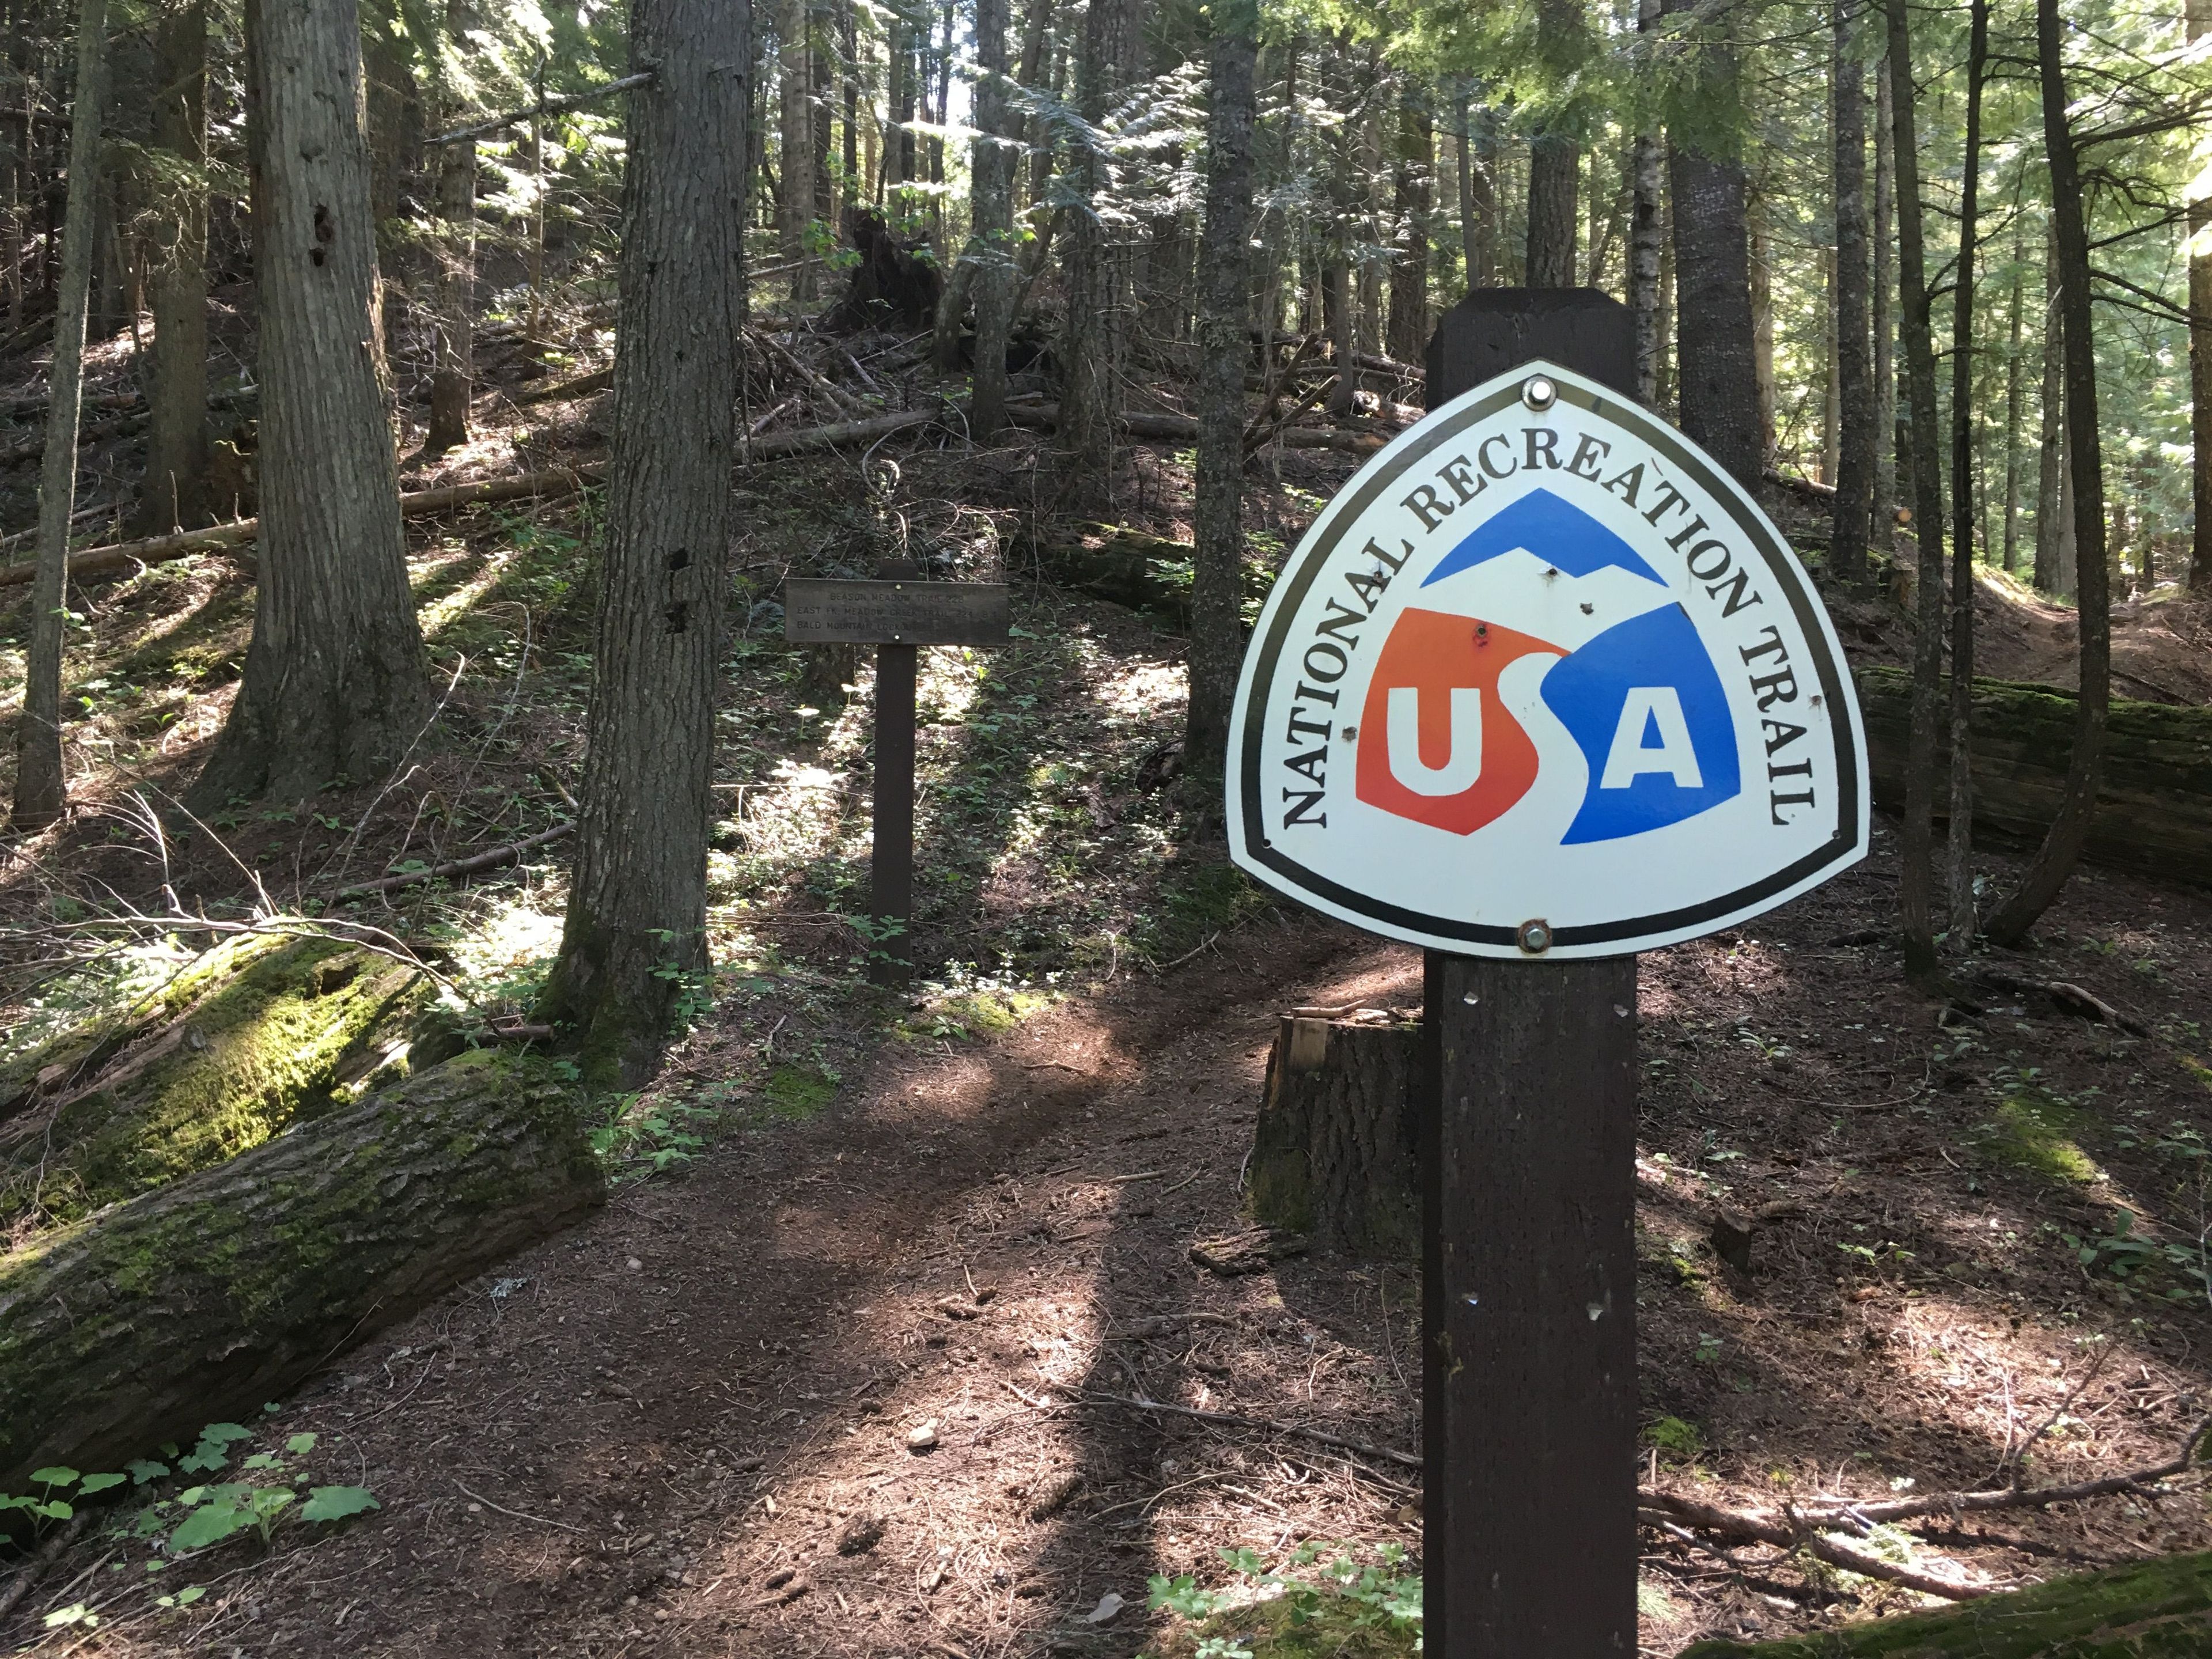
[{"left": 1144, "top": 1544, "right": 1423, "bottom": 1659}]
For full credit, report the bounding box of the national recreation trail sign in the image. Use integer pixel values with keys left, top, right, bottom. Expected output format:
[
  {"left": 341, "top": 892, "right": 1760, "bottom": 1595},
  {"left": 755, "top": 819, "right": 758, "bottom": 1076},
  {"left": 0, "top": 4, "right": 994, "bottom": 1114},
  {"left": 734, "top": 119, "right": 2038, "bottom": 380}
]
[
  {"left": 1226, "top": 290, "right": 1870, "bottom": 1658},
  {"left": 1228, "top": 359, "right": 1868, "bottom": 957}
]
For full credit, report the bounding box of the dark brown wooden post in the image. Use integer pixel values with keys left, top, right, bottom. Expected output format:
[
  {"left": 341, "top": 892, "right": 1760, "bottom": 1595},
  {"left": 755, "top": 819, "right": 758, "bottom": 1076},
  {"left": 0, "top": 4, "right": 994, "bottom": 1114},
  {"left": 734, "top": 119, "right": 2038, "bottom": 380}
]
[
  {"left": 1421, "top": 289, "right": 1641, "bottom": 1658},
  {"left": 870, "top": 558, "right": 920, "bottom": 984}
]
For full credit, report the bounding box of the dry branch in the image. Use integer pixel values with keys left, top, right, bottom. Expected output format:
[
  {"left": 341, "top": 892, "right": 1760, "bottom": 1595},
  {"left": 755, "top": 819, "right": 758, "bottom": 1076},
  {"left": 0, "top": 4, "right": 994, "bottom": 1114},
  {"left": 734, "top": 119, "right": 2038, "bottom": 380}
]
[
  {"left": 424, "top": 70, "right": 656, "bottom": 146},
  {"left": 998, "top": 400, "right": 1387, "bottom": 453},
  {"left": 334, "top": 823, "right": 574, "bottom": 898},
  {"left": 1078, "top": 1388, "right": 1422, "bottom": 1469}
]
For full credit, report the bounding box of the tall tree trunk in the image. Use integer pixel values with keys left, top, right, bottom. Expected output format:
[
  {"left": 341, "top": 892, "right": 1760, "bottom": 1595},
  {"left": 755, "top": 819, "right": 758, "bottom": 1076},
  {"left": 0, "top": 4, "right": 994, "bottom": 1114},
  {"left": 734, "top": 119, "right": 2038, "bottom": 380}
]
[
  {"left": 536, "top": 0, "right": 746, "bottom": 1084},
  {"left": 1386, "top": 89, "right": 1430, "bottom": 365},
  {"left": 2190, "top": 0, "right": 2212, "bottom": 592},
  {"left": 1983, "top": 0, "right": 2108, "bottom": 944},
  {"left": 2034, "top": 229, "right": 2064, "bottom": 590},
  {"left": 886, "top": 19, "right": 910, "bottom": 193},
  {"left": 10, "top": 0, "right": 105, "bottom": 833},
  {"left": 187, "top": 0, "right": 430, "bottom": 811},
  {"left": 2001, "top": 243, "right": 2024, "bottom": 573},
  {"left": 1872, "top": 50, "right": 1896, "bottom": 528},
  {"left": 1016, "top": 0, "right": 1051, "bottom": 215},
  {"left": 780, "top": 0, "right": 811, "bottom": 278},
  {"left": 1654, "top": 199, "right": 1675, "bottom": 413},
  {"left": 1885, "top": 0, "right": 1948, "bottom": 987},
  {"left": 1058, "top": 0, "right": 1139, "bottom": 516},
  {"left": 1749, "top": 188, "right": 1776, "bottom": 460},
  {"left": 424, "top": 0, "right": 477, "bottom": 459},
  {"left": 1830, "top": 0, "right": 1873, "bottom": 585},
  {"left": 133, "top": 0, "right": 207, "bottom": 537},
  {"left": 1456, "top": 91, "right": 1494, "bottom": 288},
  {"left": 1628, "top": 122, "right": 1661, "bottom": 403},
  {"left": 1945, "top": 0, "right": 1987, "bottom": 945},
  {"left": 966, "top": 0, "right": 1015, "bottom": 434},
  {"left": 1664, "top": 0, "right": 1762, "bottom": 492},
  {"left": 840, "top": 0, "right": 858, "bottom": 216},
  {"left": 1524, "top": 0, "right": 1581, "bottom": 287},
  {"left": 1185, "top": 0, "right": 1256, "bottom": 773}
]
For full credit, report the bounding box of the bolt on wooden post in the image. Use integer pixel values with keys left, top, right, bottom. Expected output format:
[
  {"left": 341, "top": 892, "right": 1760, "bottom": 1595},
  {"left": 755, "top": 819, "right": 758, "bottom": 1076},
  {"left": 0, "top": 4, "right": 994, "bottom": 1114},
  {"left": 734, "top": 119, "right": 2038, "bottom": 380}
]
[
  {"left": 784, "top": 560, "right": 1010, "bottom": 984},
  {"left": 1224, "top": 287, "right": 1868, "bottom": 1657}
]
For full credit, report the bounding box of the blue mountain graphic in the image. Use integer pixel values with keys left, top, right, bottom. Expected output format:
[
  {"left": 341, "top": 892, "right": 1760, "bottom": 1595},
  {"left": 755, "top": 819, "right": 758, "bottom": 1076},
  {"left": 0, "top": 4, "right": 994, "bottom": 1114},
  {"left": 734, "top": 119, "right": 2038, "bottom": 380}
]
[{"left": 1421, "top": 487, "right": 1666, "bottom": 588}]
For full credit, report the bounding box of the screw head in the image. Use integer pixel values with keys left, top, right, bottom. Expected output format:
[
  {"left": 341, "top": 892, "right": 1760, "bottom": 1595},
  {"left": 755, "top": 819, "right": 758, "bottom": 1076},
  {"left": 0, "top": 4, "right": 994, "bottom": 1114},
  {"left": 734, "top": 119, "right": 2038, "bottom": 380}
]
[
  {"left": 1516, "top": 918, "right": 1553, "bottom": 955},
  {"left": 1521, "top": 374, "right": 1558, "bottom": 411}
]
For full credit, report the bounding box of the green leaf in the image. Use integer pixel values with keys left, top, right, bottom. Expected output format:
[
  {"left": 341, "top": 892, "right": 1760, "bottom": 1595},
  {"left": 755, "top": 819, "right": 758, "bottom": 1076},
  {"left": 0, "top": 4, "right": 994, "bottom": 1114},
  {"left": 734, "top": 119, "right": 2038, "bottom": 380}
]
[
  {"left": 240, "top": 1453, "right": 279, "bottom": 1470},
  {"left": 31, "top": 1467, "right": 79, "bottom": 1487},
  {"left": 197, "top": 1423, "right": 253, "bottom": 1445},
  {"left": 34, "top": 1501, "right": 71, "bottom": 1520},
  {"left": 77, "top": 1472, "right": 126, "bottom": 1494},
  {"left": 128, "top": 1459, "right": 170, "bottom": 1486},
  {"left": 284, "top": 1433, "right": 319, "bottom": 1456},
  {"left": 42, "top": 1604, "right": 94, "bottom": 1630},
  {"left": 176, "top": 1585, "right": 206, "bottom": 1606},
  {"left": 300, "top": 1486, "right": 380, "bottom": 1524},
  {"left": 169, "top": 1500, "right": 248, "bottom": 1552}
]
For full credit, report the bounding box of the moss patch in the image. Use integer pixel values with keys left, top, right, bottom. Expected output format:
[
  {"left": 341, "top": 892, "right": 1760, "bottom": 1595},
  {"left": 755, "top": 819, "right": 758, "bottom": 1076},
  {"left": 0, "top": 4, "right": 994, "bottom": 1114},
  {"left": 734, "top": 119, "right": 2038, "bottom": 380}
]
[
  {"left": 761, "top": 1065, "right": 838, "bottom": 1121},
  {"left": 1974, "top": 1090, "right": 2105, "bottom": 1185},
  {"left": 1, "top": 936, "right": 430, "bottom": 1232},
  {"left": 1146, "top": 1588, "right": 1420, "bottom": 1659}
]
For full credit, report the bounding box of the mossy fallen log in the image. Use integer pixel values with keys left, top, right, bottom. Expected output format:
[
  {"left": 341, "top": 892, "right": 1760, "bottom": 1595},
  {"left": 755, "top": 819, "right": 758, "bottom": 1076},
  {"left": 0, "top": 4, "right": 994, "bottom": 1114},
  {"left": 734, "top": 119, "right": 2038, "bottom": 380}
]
[
  {"left": 0, "top": 1049, "right": 603, "bottom": 1495},
  {"left": 1677, "top": 1548, "right": 2212, "bottom": 1656},
  {"left": 1247, "top": 1009, "right": 1421, "bottom": 1259},
  {"left": 0, "top": 934, "right": 429, "bottom": 1233},
  {"left": 1854, "top": 666, "right": 2212, "bottom": 889}
]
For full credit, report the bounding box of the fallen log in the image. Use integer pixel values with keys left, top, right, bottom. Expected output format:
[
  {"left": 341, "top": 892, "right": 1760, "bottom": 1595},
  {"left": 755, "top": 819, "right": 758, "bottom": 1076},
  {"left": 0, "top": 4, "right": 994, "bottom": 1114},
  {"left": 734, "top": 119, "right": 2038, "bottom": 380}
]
[
  {"left": 0, "top": 465, "right": 605, "bottom": 590},
  {"left": 0, "top": 411, "right": 148, "bottom": 469},
  {"left": 1247, "top": 1007, "right": 1421, "bottom": 1259},
  {"left": 0, "top": 1048, "right": 604, "bottom": 1495},
  {"left": 1854, "top": 665, "right": 2212, "bottom": 889},
  {"left": 1676, "top": 1549, "right": 2212, "bottom": 1656},
  {"left": 743, "top": 406, "right": 937, "bottom": 460},
  {"left": 1032, "top": 522, "right": 1272, "bottom": 624},
  {"left": 510, "top": 365, "right": 614, "bottom": 406},
  {"left": 1, "top": 934, "right": 429, "bottom": 1234},
  {"left": 334, "top": 821, "right": 574, "bottom": 897}
]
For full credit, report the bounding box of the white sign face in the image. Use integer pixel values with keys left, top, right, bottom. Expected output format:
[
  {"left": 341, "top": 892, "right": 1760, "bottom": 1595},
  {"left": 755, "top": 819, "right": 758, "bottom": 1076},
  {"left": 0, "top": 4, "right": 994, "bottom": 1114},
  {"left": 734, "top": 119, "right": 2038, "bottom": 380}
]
[{"left": 1226, "top": 360, "right": 1869, "bottom": 959}]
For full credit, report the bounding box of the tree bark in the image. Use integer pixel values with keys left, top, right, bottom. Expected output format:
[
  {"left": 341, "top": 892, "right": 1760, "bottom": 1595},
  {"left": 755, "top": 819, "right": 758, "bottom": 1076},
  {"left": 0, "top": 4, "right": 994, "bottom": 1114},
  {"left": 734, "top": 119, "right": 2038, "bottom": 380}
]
[
  {"left": 187, "top": 0, "right": 429, "bottom": 813},
  {"left": 1830, "top": 0, "right": 1873, "bottom": 586},
  {"left": 1524, "top": 0, "right": 1582, "bottom": 289},
  {"left": 536, "top": 0, "right": 745, "bottom": 1086},
  {"left": 1665, "top": 0, "right": 1762, "bottom": 494},
  {"left": 1184, "top": 0, "right": 1256, "bottom": 774},
  {"left": 965, "top": 0, "right": 1015, "bottom": 434},
  {"left": 1982, "top": 0, "right": 2110, "bottom": 947},
  {"left": 1750, "top": 188, "right": 1776, "bottom": 460},
  {"left": 0, "top": 1051, "right": 603, "bottom": 1499},
  {"left": 1628, "top": 0, "right": 1662, "bottom": 404},
  {"left": 1872, "top": 51, "right": 1896, "bottom": 527},
  {"left": 1248, "top": 1010, "right": 1419, "bottom": 1259},
  {"left": 424, "top": 0, "right": 478, "bottom": 457},
  {"left": 133, "top": 0, "right": 208, "bottom": 538},
  {"left": 1456, "top": 92, "right": 1494, "bottom": 289},
  {"left": 10, "top": 0, "right": 105, "bottom": 833},
  {"left": 1945, "top": 0, "right": 1988, "bottom": 945}
]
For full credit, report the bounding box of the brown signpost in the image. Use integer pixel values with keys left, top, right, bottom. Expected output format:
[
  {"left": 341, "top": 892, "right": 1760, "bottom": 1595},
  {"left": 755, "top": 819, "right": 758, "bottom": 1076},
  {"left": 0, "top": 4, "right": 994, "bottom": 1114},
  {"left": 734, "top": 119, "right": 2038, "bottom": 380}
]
[
  {"left": 785, "top": 563, "right": 1010, "bottom": 983},
  {"left": 1226, "top": 286, "right": 1868, "bottom": 1655}
]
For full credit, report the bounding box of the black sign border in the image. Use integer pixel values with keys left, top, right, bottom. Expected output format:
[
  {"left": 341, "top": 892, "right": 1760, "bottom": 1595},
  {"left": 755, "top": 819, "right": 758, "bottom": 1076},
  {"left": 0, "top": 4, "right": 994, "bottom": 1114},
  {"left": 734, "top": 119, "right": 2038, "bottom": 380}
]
[{"left": 1234, "top": 364, "right": 1865, "bottom": 950}]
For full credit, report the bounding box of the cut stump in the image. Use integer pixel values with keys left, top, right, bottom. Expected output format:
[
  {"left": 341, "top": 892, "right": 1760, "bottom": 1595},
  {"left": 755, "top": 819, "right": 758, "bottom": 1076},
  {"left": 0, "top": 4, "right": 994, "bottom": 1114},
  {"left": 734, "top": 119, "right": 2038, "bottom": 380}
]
[
  {"left": 1677, "top": 1547, "right": 2212, "bottom": 1656},
  {"left": 0, "top": 1049, "right": 604, "bottom": 1494},
  {"left": 1247, "top": 1007, "right": 1421, "bottom": 1259}
]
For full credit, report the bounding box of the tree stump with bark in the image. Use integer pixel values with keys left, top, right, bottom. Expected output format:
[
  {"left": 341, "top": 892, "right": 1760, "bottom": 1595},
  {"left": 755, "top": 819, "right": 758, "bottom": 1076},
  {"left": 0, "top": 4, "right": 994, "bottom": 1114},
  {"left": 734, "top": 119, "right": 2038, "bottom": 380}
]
[
  {"left": 1677, "top": 1547, "right": 2212, "bottom": 1655},
  {"left": 1247, "top": 1006, "right": 1421, "bottom": 1259},
  {"left": 0, "top": 1048, "right": 604, "bottom": 1495}
]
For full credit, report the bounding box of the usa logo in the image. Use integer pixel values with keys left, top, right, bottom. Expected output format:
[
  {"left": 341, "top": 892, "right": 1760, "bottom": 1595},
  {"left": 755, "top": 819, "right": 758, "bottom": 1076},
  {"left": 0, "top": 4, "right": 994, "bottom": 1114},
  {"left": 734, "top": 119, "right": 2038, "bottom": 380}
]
[{"left": 1226, "top": 361, "right": 1869, "bottom": 959}]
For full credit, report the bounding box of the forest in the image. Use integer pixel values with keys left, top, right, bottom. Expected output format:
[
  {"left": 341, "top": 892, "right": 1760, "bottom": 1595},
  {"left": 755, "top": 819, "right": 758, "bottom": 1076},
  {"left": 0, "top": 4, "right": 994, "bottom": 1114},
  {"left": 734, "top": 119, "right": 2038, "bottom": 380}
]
[{"left": 0, "top": 0, "right": 2210, "bottom": 1646}]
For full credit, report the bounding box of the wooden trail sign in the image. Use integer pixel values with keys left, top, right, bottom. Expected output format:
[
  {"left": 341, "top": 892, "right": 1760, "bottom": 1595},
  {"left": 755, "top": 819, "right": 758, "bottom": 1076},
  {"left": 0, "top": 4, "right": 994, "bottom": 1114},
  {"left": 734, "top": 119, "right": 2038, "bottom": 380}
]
[
  {"left": 1225, "top": 289, "right": 1869, "bottom": 1655},
  {"left": 785, "top": 566, "right": 1010, "bottom": 982}
]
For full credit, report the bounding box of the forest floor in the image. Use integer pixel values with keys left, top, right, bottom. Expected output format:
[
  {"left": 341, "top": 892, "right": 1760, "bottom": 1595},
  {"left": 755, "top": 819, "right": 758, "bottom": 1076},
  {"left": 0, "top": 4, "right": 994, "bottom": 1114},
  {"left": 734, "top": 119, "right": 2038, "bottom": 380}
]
[{"left": 3, "top": 313, "right": 2212, "bottom": 1656}]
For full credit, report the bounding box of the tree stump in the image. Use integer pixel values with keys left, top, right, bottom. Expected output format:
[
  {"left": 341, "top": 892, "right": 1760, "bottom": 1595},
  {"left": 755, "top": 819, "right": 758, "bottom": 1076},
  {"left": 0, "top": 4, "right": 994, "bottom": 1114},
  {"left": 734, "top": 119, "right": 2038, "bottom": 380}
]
[
  {"left": 1678, "top": 1547, "right": 2212, "bottom": 1655},
  {"left": 1247, "top": 1006, "right": 1421, "bottom": 1259}
]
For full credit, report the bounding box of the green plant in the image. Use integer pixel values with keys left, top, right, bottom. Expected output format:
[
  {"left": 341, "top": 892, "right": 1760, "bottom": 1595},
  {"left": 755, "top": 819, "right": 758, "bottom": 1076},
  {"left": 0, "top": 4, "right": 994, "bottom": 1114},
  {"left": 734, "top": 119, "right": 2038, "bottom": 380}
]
[
  {"left": 1145, "top": 1541, "right": 1421, "bottom": 1659},
  {"left": 588, "top": 1094, "right": 721, "bottom": 1177}
]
